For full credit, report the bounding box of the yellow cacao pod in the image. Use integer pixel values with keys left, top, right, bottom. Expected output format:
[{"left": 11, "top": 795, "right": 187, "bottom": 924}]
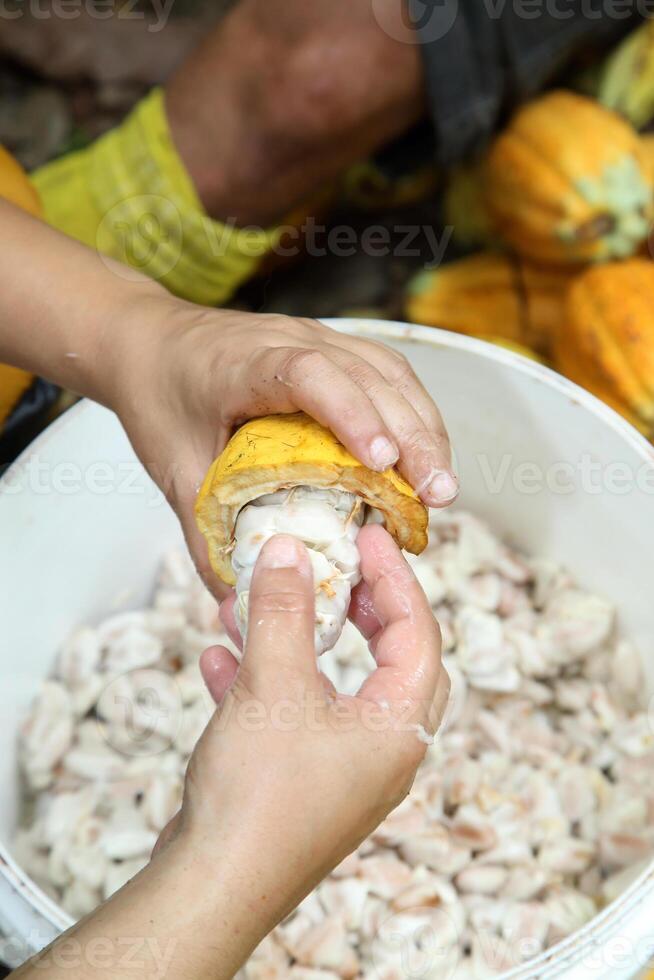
[
  {"left": 554, "top": 258, "right": 654, "bottom": 435},
  {"left": 486, "top": 91, "right": 653, "bottom": 265},
  {"left": 639, "top": 132, "right": 654, "bottom": 184},
  {"left": 0, "top": 146, "right": 41, "bottom": 427},
  {"left": 0, "top": 145, "right": 41, "bottom": 217},
  {"left": 406, "top": 251, "right": 571, "bottom": 356}
]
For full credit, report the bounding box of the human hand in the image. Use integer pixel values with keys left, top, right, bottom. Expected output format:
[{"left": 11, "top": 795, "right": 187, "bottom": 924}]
[
  {"left": 153, "top": 526, "right": 448, "bottom": 969},
  {"left": 13, "top": 531, "right": 446, "bottom": 980},
  {"left": 111, "top": 300, "right": 457, "bottom": 599}
]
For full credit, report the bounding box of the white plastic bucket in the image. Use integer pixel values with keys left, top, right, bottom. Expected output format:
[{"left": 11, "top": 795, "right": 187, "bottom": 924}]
[{"left": 1, "top": 319, "right": 654, "bottom": 976}]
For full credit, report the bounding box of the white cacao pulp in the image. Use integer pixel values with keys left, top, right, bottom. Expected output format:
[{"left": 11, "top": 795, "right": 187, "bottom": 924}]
[{"left": 232, "top": 487, "right": 365, "bottom": 654}]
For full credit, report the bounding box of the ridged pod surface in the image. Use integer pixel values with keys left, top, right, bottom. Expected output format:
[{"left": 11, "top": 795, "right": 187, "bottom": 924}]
[
  {"left": 554, "top": 258, "right": 654, "bottom": 435},
  {"left": 486, "top": 91, "right": 653, "bottom": 265},
  {"left": 406, "top": 251, "right": 571, "bottom": 356}
]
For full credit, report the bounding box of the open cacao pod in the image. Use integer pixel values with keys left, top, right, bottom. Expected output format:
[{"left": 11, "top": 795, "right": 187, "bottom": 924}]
[
  {"left": 486, "top": 91, "right": 654, "bottom": 265},
  {"left": 195, "top": 413, "right": 428, "bottom": 654}
]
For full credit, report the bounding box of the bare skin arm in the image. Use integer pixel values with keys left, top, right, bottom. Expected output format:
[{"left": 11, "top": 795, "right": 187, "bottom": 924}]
[
  {"left": 0, "top": 199, "right": 457, "bottom": 596},
  {"left": 165, "top": 0, "right": 425, "bottom": 226}
]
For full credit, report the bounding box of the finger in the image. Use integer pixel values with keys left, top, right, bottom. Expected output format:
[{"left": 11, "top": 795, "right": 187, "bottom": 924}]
[
  {"left": 348, "top": 580, "right": 382, "bottom": 639},
  {"left": 241, "top": 534, "right": 321, "bottom": 696},
  {"left": 218, "top": 593, "right": 244, "bottom": 651},
  {"left": 247, "top": 346, "right": 400, "bottom": 472},
  {"left": 151, "top": 812, "right": 181, "bottom": 859},
  {"left": 220, "top": 599, "right": 337, "bottom": 698},
  {"left": 342, "top": 338, "right": 456, "bottom": 491},
  {"left": 200, "top": 645, "right": 240, "bottom": 704},
  {"left": 318, "top": 670, "right": 338, "bottom": 700},
  {"left": 355, "top": 525, "right": 441, "bottom": 709},
  {"left": 428, "top": 664, "right": 451, "bottom": 736},
  {"left": 323, "top": 344, "right": 458, "bottom": 508},
  {"left": 337, "top": 333, "right": 448, "bottom": 433}
]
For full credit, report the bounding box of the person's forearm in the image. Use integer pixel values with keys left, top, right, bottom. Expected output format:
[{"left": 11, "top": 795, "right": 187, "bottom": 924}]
[
  {"left": 165, "top": 0, "right": 424, "bottom": 226},
  {"left": 0, "top": 199, "right": 165, "bottom": 407},
  {"left": 13, "top": 834, "right": 276, "bottom": 980}
]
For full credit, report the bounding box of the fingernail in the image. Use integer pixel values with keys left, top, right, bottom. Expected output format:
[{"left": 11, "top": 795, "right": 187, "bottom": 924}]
[
  {"left": 423, "top": 471, "right": 459, "bottom": 505},
  {"left": 370, "top": 436, "right": 399, "bottom": 471},
  {"left": 259, "top": 534, "right": 304, "bottom": 569}
]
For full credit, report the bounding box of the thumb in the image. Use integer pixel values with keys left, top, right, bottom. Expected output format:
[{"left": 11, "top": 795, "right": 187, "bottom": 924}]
[
  {"left": 239, "top": 534, "right": 320, "bottom": 698},
  {"left": 151, "top": 811, "right": 181, "bottom": 859}
]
